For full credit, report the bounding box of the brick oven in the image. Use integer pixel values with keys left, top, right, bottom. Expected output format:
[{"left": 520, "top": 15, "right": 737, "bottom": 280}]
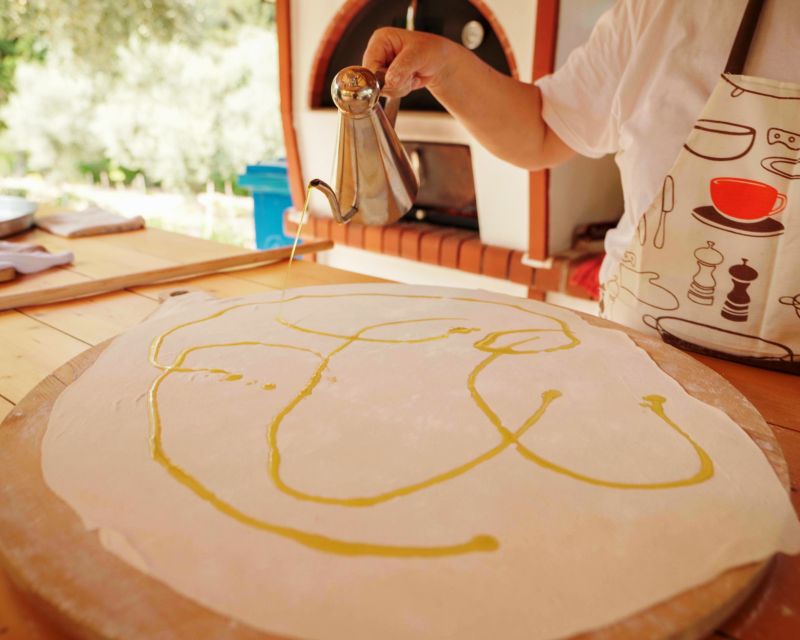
[{"left": 276, "top": 0, "right": 623, "bottom": 305}]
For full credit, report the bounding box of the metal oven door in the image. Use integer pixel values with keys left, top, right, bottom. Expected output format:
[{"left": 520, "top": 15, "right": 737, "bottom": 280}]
[{"left": 402, "top": 141, "right": 478, "bottom": 230}]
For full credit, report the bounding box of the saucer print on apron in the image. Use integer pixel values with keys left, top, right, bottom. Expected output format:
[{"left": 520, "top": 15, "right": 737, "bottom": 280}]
[{"left": 603, "top": 0, "right": 800, "bottom": 374}]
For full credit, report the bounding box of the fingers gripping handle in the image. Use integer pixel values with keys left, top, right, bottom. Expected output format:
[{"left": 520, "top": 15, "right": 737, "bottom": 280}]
[{"left": 375, "top": 68, "right": 401, "bottom": 128}]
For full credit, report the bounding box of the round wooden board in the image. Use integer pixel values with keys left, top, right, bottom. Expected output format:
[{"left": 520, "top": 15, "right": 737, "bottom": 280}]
[{"left": 0, "top": 312, "right": 790, "bottom": 640}]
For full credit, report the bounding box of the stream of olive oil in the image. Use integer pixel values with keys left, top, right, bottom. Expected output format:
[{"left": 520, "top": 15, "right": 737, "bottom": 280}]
[{"left": 277, "top": 184, "right": 314, "bottom": 319}]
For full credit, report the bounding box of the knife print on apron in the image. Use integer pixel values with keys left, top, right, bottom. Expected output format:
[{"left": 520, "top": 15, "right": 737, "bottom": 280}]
[{"left": 602, "top": 0, "right": 800, "bottom": 374}]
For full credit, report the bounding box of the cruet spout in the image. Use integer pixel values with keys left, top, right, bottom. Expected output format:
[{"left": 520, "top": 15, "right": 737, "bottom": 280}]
[{"left": 309, "top": 178, "right": 357, "bottom": 224}]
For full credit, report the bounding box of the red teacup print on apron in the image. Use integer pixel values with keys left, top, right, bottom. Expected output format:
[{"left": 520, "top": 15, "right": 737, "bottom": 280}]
[{"left": 602, "top": 0, "right": 800, "bottom": 374}]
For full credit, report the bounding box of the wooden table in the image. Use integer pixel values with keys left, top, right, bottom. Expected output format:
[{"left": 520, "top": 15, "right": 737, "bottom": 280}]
[{"left": 0, "top": 227, "right": 797, "bottom": 640}]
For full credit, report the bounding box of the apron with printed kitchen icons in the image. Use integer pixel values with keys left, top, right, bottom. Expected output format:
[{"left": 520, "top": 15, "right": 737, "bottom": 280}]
[{"left": 601, "top": 0, "right": 800, "bottom": 374}]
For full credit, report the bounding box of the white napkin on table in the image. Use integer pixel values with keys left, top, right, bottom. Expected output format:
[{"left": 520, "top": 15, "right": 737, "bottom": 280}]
[
  {"left": 37, "top": 207, "right": 145, "bottom": 237},
  {"left": 0, "top": 240, "right": 74, "bottom": 275}
]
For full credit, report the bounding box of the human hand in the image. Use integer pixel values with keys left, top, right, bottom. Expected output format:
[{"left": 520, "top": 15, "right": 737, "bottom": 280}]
[{"left": 362, "top": 27, "right": 458, "bottom": 98}]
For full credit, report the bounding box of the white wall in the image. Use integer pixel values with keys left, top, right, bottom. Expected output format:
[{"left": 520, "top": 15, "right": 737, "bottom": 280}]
[{"left": 547, "top": 0, "right": 623, "bottom": 254}]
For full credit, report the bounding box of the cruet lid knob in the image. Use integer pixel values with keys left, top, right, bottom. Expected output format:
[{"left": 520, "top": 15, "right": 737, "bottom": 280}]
[{"left": 331, "top": 66, "right": 380, "bottom": 116}]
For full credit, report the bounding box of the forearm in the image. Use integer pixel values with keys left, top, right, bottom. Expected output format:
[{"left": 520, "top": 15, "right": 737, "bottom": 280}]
[{"left": 429, "top": 44, "right": 573, "bottom": 171}]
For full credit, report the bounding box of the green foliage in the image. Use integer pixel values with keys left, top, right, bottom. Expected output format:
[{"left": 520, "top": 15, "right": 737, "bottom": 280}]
[
  {"left": 0, "top": 1, "right": 281, "bottom": 191},
  {"left": 78, "top": 159, "right": 143, "bottom": 186},
  {"left": 0, "top": 1, "right": 274, "bottom": 115},
  {"left": 0, "top": 35, "right": 46, "bottom": 127},
  {"left": 0, "top": 1, "right": 274, "bottom": 68},
  {"left": 0, "top": 27, "right": 284, "bottom": 190},
  {"left": 1, "top": 1, "right": 191, "bottom": 65}
]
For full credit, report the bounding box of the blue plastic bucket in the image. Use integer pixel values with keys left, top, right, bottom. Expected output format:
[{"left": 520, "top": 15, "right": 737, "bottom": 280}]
[{"left": 238, "top": 162, "right": 294, "bottom": 249}]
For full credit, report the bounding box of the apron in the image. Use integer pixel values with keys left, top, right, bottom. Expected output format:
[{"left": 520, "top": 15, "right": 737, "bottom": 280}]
[{"left": 601, "top": 0, "right": 800, "bottom": 374}]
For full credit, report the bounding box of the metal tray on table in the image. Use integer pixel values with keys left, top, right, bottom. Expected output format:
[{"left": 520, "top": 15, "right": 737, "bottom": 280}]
[{"left": 0, "top": 196, "right": 37, "bottom": 238}]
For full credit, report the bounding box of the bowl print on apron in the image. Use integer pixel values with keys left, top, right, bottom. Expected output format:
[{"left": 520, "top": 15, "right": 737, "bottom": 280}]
[{"left": 602, "top": 0, "right": 800, "bottom": 374}]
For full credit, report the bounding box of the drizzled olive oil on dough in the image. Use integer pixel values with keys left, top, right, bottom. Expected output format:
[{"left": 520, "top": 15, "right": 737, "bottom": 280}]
[{"left": 146, "top": 292, "right": 715, "bottom": 557}]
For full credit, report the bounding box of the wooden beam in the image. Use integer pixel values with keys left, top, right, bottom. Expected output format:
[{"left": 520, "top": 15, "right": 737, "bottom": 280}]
[
  {"left": 528, "top": 0, "right": 559, "bottom": 262},
  {"left": 276, "top": 0, "right": 307, "bottom": 210}
]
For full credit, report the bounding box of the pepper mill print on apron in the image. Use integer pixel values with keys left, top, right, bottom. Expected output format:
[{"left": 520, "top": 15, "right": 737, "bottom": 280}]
[{"left": 603, "top": 0, "right": 800, "bottom": 374}]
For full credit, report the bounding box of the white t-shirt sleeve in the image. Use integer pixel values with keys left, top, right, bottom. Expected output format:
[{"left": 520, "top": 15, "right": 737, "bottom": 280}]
[{"left": 535, "top": 0, "right": 635, "bottom": 159}]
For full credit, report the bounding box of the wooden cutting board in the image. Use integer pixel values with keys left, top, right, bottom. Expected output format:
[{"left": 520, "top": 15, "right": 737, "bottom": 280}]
[
  {"left": 0, "top": 312, "right": 789, "bottom": 640},
  {"left": 0, "top": 266, "right": 16, "bottom": 283}
]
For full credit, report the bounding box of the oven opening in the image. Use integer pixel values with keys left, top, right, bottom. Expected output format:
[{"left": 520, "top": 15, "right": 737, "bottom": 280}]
[
  {"left": 310, "top": 0, "right": 513, "bottom": 113},
  {"left": 401, "top": 141, "right": 478, "bottom": 231}
]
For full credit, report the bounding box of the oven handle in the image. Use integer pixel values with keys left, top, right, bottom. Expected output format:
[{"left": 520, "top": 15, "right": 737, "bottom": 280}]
[{"left": 409, "top": 148, "right": 422, "bottom": 184}]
